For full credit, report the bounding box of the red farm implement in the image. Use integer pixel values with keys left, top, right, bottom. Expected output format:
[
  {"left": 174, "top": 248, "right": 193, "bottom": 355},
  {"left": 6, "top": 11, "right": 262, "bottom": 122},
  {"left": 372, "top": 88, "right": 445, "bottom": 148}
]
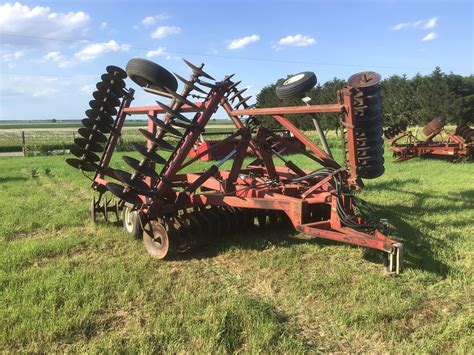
[
  {"left": 384, "top": 118, "right": 474, "bottom": 162},
  {"left": 67, "top": 59, "right": 403, "bottom": 274}
]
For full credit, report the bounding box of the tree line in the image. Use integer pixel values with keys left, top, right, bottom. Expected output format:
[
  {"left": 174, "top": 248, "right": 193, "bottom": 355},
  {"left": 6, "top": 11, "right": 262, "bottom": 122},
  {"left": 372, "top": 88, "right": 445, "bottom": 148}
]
[{"left": 255, "top": 67, "right": 474, "bottom": 130}]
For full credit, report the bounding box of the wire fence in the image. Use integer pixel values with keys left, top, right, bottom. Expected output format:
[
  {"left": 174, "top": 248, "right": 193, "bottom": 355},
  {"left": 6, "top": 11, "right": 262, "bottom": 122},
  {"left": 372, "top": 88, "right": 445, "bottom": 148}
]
[{"left": 0, "top": 127, "right": 238, "bottom": 157}]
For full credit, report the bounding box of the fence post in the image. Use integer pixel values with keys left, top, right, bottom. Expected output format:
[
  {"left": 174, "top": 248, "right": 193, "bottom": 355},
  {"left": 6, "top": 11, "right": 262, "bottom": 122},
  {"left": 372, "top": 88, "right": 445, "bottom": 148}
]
[{"left": 22, "top": 131, "right": 26, "bottom": 157}]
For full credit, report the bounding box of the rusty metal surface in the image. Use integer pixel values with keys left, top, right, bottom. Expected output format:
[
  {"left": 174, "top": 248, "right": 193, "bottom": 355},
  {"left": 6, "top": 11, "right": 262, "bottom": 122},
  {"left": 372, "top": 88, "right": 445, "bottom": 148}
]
[
  {"left": 423, "top": 117, "right": 445, "bottom": 138},
  {"left": 386, "top": 120, "right": 473, "bottom": 162}
]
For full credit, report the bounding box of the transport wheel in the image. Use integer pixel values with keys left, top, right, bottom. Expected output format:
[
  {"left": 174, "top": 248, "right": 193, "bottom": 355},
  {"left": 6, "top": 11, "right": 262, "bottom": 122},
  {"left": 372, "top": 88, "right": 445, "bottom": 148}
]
[
  {"left": 143, "top": 219, "right": 172, "bottom": 259},
  {"left": 126, "top": 58, "right": 178, "bottom": 92},
  {"left": 276, "top": 71, "right": 317, "bottom": 100},
  {"left": 122, "top": 206, "right": 142, "bottom": 238}
]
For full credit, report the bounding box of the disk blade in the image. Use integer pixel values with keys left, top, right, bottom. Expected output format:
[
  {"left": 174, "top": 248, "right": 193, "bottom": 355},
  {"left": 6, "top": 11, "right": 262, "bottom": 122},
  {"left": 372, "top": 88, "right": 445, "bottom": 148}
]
[
  {"left": 101, "top": 74, "right": 125, "bottom": 88},
  {"left": 149, "top": 116, "right": 183, "bottom": 137},
  {"left": 113, "top": 169, "right": 153, "bottom": 195},
  {"left": 106, "top": 182, "right": 143, "bottom": 205},
  {"left": 174, "top": 73, "right": 207, "bottom": 94},
  {"left": 122, "top": 156, "right": 159, "bottom": 178},
  {"left": 106, "top": 65, "right": 127, "bottom": 79},
  {"left": 66, "top": 158, "right": 97, "bottom": 172},
  {"left": 163, "top": 87, "right": 199, "bottom": 109},
  {"left": 138, "top": 129, "right": 176, "bottom": 151},
  {"left": 82, "top": 118, "right": 113, "bottom": 133},
  {"left": 74, "top": 137, "right": 104, "bottom": 153},
  {"left": 96, "top": 81, "right": 124, "bottom": 97},
  {"left": 70, "top": 146, "right": 100, "bottom": 162},
  {"left": 156, "top": 101, "right": 193, "bottom": 123},
  {"left": 133, "top": 143, "right": 167, "bottom": 164},
  {"left": 182, "top": 58, "right": 215, "bottom": 80},
  {"left": 78, "top": 127, "right": 107, "bottom": 143}
]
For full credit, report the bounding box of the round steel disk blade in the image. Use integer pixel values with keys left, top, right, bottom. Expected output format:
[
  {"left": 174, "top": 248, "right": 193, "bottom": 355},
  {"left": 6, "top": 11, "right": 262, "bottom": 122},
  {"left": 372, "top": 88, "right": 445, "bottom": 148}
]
[
  {"left": 78, "top": 127, "right": 107, "bottom": 143},
  {"left": 359, "top": 165, "right": 385, "bottom": 179},
  {"left": 163, "top": 88, "right": 198, "bottom": 109},
  {"left": 348, "top": 71, "right": 381, "bottom": 89},
  {"left": 106, "top": 182, "right": 143, "bottom": 205},
  {"left": 122, "top": 156, "right": 159, "bottom": 178},
  {"left": 84, "top": 109, "right": 115, "bottom": 123},
  {"left": 113, "top": 169, "right": 153, "bottom": 195},
  {"left": 138, "top": 129, "right": 175, "bottom": 151},
  {"left": 156, "top": 101, "right": 193, "bottom": 123},
  {"left": 89, "top": 99, "right": 118, "bottom": 114},
  {"left": 70, "top": 146, "right": 100, "bottom": 162},
  {"left": 101, "top": 73, "right": 125, "bottom": 88},
  {"left": 182, "top": 58, "right": 215, "bottom": 80},
  {"left": 74, "top": 137, "right": 104, "bottom": 153},
  {"left": 66, "top": 158, "right": 97, "bottom": 171},
  {"left": 174, "top": 72, "right": 208, "bottom": 94},
  {"left": 96, "top": 81, "right": 124, "bottom": 97},
  {"left": 106, "top": 65, "right": 127, "bottom": 79},
  {"left": 82, "top": 118, "right": 112, "bottom": 133},
  {"left": 132, "top": 143, "right": 167, "bottom": 164},
  {"left": 149, "top": 116, "right": 183, "bottom": 137},
  {"left": 92, "top": 91, "right": 121, "bottom": 107}
]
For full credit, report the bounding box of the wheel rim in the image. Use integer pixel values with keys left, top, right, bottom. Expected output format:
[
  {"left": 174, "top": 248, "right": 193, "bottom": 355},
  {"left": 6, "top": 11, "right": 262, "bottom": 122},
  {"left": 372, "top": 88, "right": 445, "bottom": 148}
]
[
  {"left": 123, "top": 207, "right": 135, "bottom": 233},
  {"left": 283, "top": 73, "right": 305, "bottom": 85},
  {"left": 143, "top": 220, "right": 169, "bottom": 259}
]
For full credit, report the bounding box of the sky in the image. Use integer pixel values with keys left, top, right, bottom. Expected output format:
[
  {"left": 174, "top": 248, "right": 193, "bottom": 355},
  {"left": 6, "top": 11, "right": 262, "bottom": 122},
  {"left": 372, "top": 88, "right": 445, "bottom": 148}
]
[{"left": 0, "top": 0, "right": 472, "bottom": 120}]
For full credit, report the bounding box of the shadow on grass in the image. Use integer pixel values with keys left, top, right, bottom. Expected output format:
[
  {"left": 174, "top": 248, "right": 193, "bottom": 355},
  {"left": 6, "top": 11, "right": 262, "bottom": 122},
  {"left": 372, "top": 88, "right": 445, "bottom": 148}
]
[
  {"left": 172, "top": 223, "right": 377, "bottom": 268},
  {"left": 169, "top": 180, "right": 473, "bottom": 277},
  {"left": 365, "top": 179, "right": 474, "bottom": 277},
  {"left": 0, "top": 176, "right": 27, "bottom": 183}
]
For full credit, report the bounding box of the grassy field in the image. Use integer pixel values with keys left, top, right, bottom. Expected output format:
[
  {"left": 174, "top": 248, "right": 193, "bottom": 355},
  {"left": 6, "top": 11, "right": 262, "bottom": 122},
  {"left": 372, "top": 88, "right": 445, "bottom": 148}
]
[
  {"left": 0, "top": 119, "right": 234, "bottom": 130},
  {"left": 0, "top": 123, "right": 235, "bottom": 153},
  {"left": 0, "top": 145, "right": 473, "bottom": 352}
]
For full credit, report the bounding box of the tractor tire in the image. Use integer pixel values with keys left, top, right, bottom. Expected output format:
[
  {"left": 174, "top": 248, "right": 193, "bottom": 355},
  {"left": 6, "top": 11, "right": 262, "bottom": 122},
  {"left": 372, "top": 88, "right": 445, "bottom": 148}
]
[
  {"left": 126, "top": 58, "right": 178, "bottom": 92},
  {"left": 122, "top": 206, "right": 142, "bottom": 238},
  {"left": 276, "top": 71, "right": 317, "bottom": 100}
]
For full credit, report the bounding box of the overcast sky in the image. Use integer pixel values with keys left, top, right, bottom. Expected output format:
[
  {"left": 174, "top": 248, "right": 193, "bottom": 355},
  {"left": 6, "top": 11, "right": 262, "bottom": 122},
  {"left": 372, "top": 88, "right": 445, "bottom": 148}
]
[{"left": 0, "top": 0, "right": 472, "bottom": 120}]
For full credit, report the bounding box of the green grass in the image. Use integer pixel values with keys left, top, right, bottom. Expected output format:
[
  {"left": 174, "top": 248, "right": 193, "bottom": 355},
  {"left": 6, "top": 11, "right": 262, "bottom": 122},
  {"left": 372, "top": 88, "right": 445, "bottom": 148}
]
[
  {"left": 0, "top": 119, "right": 233, "bottom": 130},
  {"left": 0, "top": 126, "right": 235, "bottom": 154},
  {"left": 0, "top": 145, "right": 473, "bottom": 352}
]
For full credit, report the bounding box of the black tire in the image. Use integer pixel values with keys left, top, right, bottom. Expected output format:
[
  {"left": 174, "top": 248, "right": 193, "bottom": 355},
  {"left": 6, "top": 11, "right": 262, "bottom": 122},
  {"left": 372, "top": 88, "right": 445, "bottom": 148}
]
[
  {"left": 126, "top": 58, "right": 178, "bottom": 92},
  {"left": 122, "top": 206, "right": 142, "bottom": 238},
  {"left": 276, "top": 71, "right": 317, "bottom": 100}
]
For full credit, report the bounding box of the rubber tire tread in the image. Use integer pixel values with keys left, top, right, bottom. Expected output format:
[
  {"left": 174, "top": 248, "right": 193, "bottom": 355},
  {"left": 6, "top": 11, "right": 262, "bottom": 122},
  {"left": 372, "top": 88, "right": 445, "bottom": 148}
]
[
  {"left": 276, "top": 72, "right": 317, "bottom": 100},
  {"left": 126, "top": 58, "right": 178, "bottom": 92}
]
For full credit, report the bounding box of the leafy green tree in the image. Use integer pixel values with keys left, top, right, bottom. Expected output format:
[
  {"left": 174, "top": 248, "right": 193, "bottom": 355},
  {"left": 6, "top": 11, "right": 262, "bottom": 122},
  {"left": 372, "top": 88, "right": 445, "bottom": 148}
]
[
  {"left": 256, "top": 76, "right": 343, "bottom": 130},
  {"left": 255, "top": 68, "right": 473, "bottom": 130}
]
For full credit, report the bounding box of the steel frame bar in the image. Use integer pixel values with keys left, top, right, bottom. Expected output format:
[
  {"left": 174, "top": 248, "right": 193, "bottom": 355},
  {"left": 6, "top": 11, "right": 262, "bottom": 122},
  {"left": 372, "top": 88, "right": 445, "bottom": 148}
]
[{"left": 229, "top": 103, "right": 343, "bottom": 116}]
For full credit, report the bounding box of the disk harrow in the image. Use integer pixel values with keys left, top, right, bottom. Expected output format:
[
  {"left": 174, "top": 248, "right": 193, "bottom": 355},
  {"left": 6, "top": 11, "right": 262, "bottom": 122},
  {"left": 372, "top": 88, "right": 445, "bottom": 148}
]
[
  {"left": 67, "top": 58, "right": 404, "bottom": 274},
  {"left": 385, "top": 118, "right": 474, "bottom": 162}
]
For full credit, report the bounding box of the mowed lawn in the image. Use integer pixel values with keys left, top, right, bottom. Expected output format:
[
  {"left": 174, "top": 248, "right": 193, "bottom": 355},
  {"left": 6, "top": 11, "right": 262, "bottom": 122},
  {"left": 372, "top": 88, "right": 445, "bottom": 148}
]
[{"left": 0, "top": 147, "right": 472, "bottom": 352}]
